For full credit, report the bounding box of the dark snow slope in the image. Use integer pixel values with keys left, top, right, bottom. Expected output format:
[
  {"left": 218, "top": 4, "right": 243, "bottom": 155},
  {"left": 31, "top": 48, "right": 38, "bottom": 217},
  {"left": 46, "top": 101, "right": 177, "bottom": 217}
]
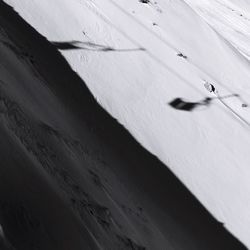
[{"left": 0, "top": 1, "right": 246, "bottom": 249}]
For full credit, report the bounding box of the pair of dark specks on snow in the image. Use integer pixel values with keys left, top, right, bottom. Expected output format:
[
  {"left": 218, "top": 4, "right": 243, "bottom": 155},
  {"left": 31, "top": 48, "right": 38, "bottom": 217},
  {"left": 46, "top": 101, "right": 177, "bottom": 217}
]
[{"left": 139, "top": 0, "right": 159, "bottom": 6}]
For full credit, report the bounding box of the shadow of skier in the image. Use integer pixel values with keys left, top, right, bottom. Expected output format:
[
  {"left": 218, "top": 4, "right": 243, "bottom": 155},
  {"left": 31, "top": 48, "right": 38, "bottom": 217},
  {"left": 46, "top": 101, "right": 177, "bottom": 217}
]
[
  {"left": 169, "top": 97, "right": 212, "bottom": 111},
  {"left": 51, "top": 41, "right": 145, "bottom": 52},
  {"left": 169, "top": 94, "right": 238, "bottom": 112}
]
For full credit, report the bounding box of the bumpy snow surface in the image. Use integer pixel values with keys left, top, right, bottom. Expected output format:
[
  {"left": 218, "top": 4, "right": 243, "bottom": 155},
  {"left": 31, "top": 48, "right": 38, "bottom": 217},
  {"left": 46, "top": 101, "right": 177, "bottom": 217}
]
[{"left": 4, "top": 0, "right": 250, "bottom": 247}]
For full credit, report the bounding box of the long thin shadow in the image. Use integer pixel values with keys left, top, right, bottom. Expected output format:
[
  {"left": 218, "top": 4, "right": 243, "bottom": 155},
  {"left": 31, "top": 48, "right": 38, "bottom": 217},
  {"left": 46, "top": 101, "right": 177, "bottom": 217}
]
[
  {"left": 169, "top": 97, "right": 212, "bottom": 111},
  {"left": 169, "top": 94, "right": 250, "bottom": 128},
  {"left": 51, "top": 41, "right": 145, "bottom": 52},
  {"left": 169, "top": 94, "right": 239, "bottom": 112}
]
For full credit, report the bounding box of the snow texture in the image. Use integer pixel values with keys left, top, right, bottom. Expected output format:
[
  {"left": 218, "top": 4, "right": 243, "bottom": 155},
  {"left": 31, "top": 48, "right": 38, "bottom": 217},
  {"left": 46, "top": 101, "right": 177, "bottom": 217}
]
[{"left": 3, "top": 0, "right": 250, "bottom": 247}]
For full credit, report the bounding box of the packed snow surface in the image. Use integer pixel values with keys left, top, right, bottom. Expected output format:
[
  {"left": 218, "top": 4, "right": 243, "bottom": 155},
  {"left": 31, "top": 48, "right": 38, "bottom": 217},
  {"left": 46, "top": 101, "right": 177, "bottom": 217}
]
[{"left": 4, "top": 0, "right": 250, "bottom": 247}]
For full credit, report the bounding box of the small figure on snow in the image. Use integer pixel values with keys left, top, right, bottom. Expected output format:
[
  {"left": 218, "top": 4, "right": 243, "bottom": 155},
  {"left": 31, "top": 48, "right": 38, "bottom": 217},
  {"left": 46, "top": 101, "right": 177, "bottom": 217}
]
[
  {"left": 177, "top": 52, "right": 187, "bottom": 59},
  {"left": 204, "top": 81, "right": 217, "bottom": 94}
]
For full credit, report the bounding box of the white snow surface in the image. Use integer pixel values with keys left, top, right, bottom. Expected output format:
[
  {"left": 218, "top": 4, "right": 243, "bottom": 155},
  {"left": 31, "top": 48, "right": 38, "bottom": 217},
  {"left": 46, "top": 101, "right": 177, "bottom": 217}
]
[
  {"left": 4, "top": 0, "right": 250, "bottom": 247},
  {"left": 185, "top": 0, "right": 250, "bottom": 60}
]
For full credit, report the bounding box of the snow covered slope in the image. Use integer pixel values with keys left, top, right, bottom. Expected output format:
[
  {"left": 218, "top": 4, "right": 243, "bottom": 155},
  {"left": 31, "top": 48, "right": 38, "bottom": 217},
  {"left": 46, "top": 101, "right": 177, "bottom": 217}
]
[
  {"left": 4, "top": 0, "right": 250, "bottom": 247},
  {"left": 185, "top": 0, "right": 250, "bottom": 60}
]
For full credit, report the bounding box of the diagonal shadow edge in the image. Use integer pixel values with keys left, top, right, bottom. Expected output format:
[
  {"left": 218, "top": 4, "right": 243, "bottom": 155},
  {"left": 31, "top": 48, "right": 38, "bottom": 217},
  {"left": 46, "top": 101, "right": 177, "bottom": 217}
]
[{"left": 0, "top": 1, "right": 247, "bottom": 249}]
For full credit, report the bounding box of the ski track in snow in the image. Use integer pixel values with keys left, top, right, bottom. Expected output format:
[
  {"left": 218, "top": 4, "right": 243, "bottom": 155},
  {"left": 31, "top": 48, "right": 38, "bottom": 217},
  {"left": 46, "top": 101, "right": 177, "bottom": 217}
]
[{"left": 3, "top": 0, "right": 250, "bottom": 247}]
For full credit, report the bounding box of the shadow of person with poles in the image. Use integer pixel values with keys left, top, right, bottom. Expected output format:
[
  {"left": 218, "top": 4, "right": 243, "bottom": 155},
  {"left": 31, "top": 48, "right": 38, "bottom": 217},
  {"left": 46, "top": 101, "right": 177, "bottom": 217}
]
[
  {"left": 51, "top": 41, "right": 145, "bottom": 52},
  {"left": 168, "top": 94, "right": 239, "bottom": 112}
]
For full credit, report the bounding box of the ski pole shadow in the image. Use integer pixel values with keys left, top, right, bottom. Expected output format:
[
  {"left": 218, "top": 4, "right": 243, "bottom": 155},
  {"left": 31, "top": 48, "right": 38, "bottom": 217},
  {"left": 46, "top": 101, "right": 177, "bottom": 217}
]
[
  {"left": 51, "top": 41, "right": 146, "bottom": 52},
  {"left": 168, "top": 94, "right": 238, "bottom": 112}
]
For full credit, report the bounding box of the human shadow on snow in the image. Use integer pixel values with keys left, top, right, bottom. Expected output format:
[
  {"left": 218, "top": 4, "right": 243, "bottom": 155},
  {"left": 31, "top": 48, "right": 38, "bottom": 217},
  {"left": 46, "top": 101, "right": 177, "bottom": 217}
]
[
  {"left": 169, "top": 94, "right": 239, "bottom": 112},
  {"left": 51, "top": 40, "right": 146, "bottom": 52}
]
